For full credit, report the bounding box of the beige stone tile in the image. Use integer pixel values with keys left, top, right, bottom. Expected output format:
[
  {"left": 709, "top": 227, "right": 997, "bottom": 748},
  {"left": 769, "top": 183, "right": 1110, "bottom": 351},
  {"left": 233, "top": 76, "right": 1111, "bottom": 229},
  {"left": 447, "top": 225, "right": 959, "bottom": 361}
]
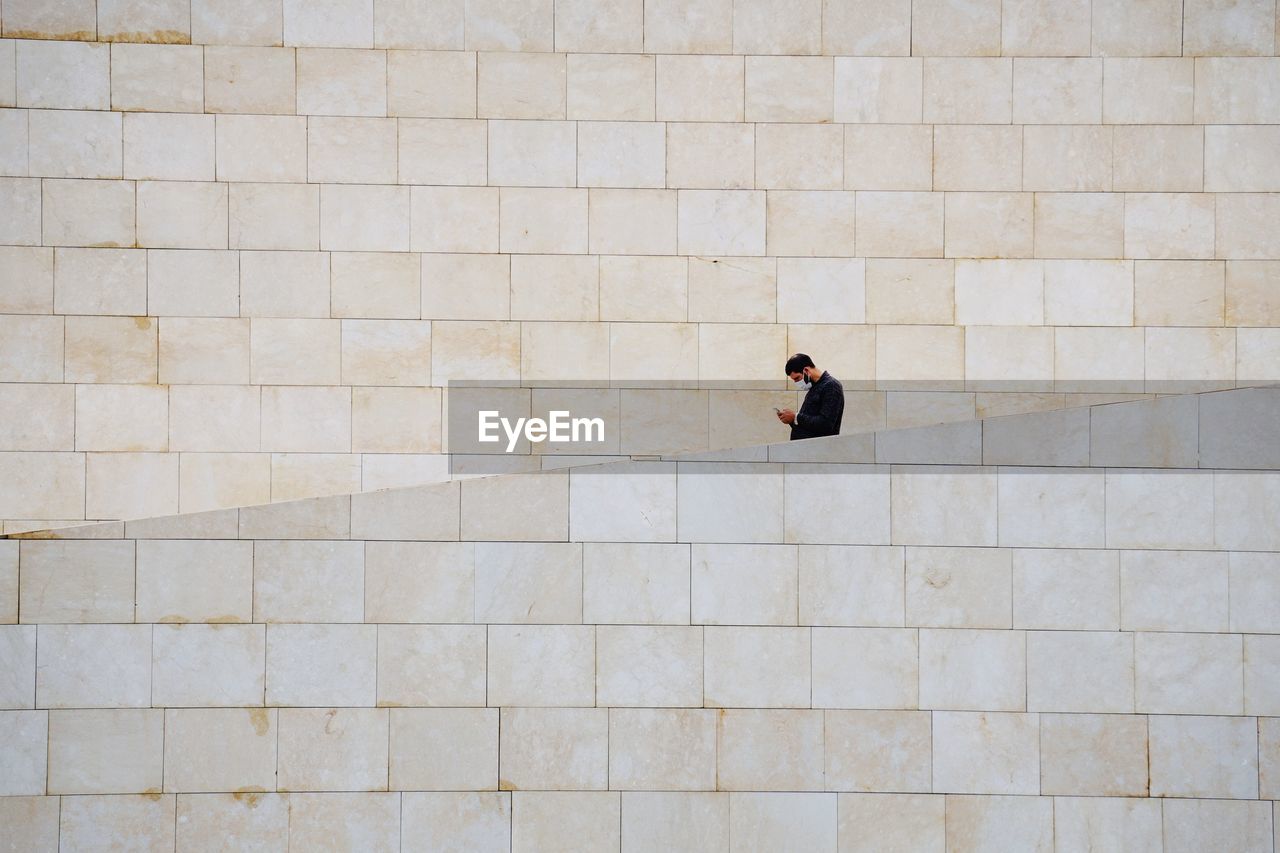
[
  {"left": 377, "top": 624, "right": 484, "bottom": 707},
  {"left": 281, "top": 0, "right": 373, "bottom": 46},
  {"left": 520, "top": 319, "right": 608, "bottom": 382},
  {"left": 136, "top": 180, "right": 227, "bottom": 250},
  {"left": 643, "top": 0, "right": 730, "bottom": 52},
  {"left": 498, "top": 186, "right": 586, "bottom": 254},
  {"left": 704, "top": 626, "right": 808, "bottom": 708},
  {"left": 813, "top": 628, "right": 917, "bottom": 709},
  {"left": 250, "top": 318, "right": 341, "bottom": 386},
  {"left": 589, "top": 189, "right": 676, "bottom": 255},
  {"left": 268, "top": 454, "right": 359, "bottom": 502},
  {"left": 676, "top": 190, "right": 765, "bottom": 257},
  {"left": 1146, "top": 326, "right": 1236, "bottom": 392},
  {"left": 487, "top": 624, "right": 594, "bottom": 706},
  {"left": 1124, "top": 192, "right": 1216, "bottom": 259},
  {"left": 74, "top": 384, "right": 166, "bottom": 452},
  {"left": 1113, "top": 125, "right": 1205, "bottom": 192},
  {"left": 766, "top": 190, "right": 858, "bottom": 257},
  {"left": 228, "top": 183, "right": 318, "bottom": 251},
  {"left": 146, "top": 248, "right": 237, "bottom": 317},
  {"left": 1013, "top": 59, "right": 1100, "bottom": 124},
  {"left": 328, "top": 251, "right": 419, "bottom": 319},
  {"left": 0, "top": 796, "right": 59, "bottom": 851},
  {"left": 60, "top": 795, "right": 176, "bottom": 849},
  {"left": 136, "top": 538, "right": 252, "bottom": 623},
  {"left": 0, "top": 246, "right": 54, "bottom": 314},
  {"left": 18, "top": 42, "right": 107, "bottom": 110},
  {"left": 389, "top": 707, "right": 496, "bottom": 790},
  {"left": 320, "top": 183, "right": 410, "bottom": 251},
  {"left": 1092, "top": 0, "right": 1182, "bottom": 55},
  {"left": 677, "top": 460, "right": 783, "bottom": 541},
  {"left": 610, "top": 708, "right": 715, "bottom": 791},
  {"left": 96, "top": 0, "right": 190, "bottom": 43},
  {"left": 1103, "top": 57, "right": 1194, "bottom": 123},
  {"left": 288, "top": 793, "right": 399, "bottom": 850},
  {"left": 1121, "top": 549, "right": 1228, "bottom": 632},
  {"left": 421, "top": 253, "right": 506, "bottom": 320},
  {"left": 822, "top": 0, "right": 909, "bottom": 53},
  {"left": 656, "top": 54, "right": 743, "bottom": 122},
  {"left": 53, "top": 248, "right": 144, "bottom": 318},
  {"left": 785, "top": 462, "right": 890, "bottom": 543},
  {"left": 0, "top": 625, "right": 33, "bottom": 706},
  {"left": 4, "top": 0, "right": 96, "bottom": 39},
  {"left": 837, "top": 793, "right": 944, "bottom": 852},
  {"left": 999, "top": 465, "right": 1105, "bottom": 546},
  {"left": 717, "top": 709, "right": 823, "bottom": 790},
  {"left": 687, "top": 256, "right": 774, "bottom": 323},
  {"left": 596, "top": 625, "right": 701, "bottom": 706},
  {"left": 776, "top": 257, "right": 863, "bottom": 324},
  {"left": 1206, "top": 125, "right": 1280, "bottom": 192},
  {"left": 621, "top": 792, "right": 728, "bottom": 852},
  {"left": 0, "top": 107, "right": 24, "bottom": 176},
  {"left": 934, "top": 125, "right": 1021, "bottom": 191},
  {"left": 1003, "top": 0, "right": 1090, "bottom": 54},
  {"left": 45, "top": 701, "right": 161, "bottom": 788},
  {"left": 364, "top": 541, "right": 472, "bottom": 622},
  {"left": 911, "top": 0, "right": 999, "bottom": 55},
  {"left": 824, "top": 710, "right": 929, "bottom": 792},
  {"left": 109, "top": 44, "right": 202, "bottom": 112},
  {"left": 945, "top": 794, "right": 1052, "bottom": 851},
  {"left": 1231, "top": 551, "right": 1280, "bottom": 634},
  {"left": 163, "top": 708, "right": 276, "bottom": 793},
  {"left": 1040, "top": 713, "right": 1147, "bottom": 798},
  {"left": 511, "top": 791, "right": 619, "bottom": 853},
  {"left": 296, "top": 47, "right": 385, "bottom": 116},
  {"left": 159, "top": 317, "right": 249, "bottom": 385},
  {"left": 387, "top": 49, "right": 475, "bottom": 118},
  {"left": 1218, "top": 192, "right": 1280, "bottom": 260},
  {"left": 41, "top": 177, "right": 135, "bottom": 248},
  {"left": 875, "top": 325, "right": 963, "bottom": 388},
  {"left": 85, "top": 452, "right": 179, "bottom": 519},
  {"left": 277, "top": 708, "right": 388, "bottom": 792},
  {"left": 204, "top": 46, "right": 294, "bottom": 114},
  {"left": 1054, "top": 797, "right": 1162, "bottom": 853},
  {"left": 1227, "top": 260, "right": 1280, "bottom": 326},
  {"left": 582, "top": 542, "right": 690, "bottom": 625},
  {"left": 1042, "top": 260, "right": 1133, "bottom": 326},
  {"left": 1195, "top": 57, "right": 1280, "bottom": 123},
  {"left": 945, "top": 194, "right": 1034, "bottom": 259},
  {"left": 488, "top": 118, "right": 575, "bottom": 186},
  {"left": 1162, "top": 799, "right": 1273, "bottom": 853},
  {"left": 923, "top": 58, "right": 1010, "bottom": 124},
  {"left": 843, "top": 124, "right": 930, "bottom": 191},
  {"left": 797, "top": 545, "right": 902, "bottom": 627},
  {"left": 463, "top": 0, "right": 552, "bottom": 50},
  {"left": 19, "top": 540, "right": 133, "bottom": 623},
  {"left": 728, "top": 794, "right": 835, "bottom": 853},
  {"left": 176, "top": 793, "right": 290, "bottom": 851},
  {"left": 1022, "top": 125, "right": 1112, "bottom": 192},
  {"left": 698, "top": 323, "right": 788, "bottom": 381},
  {"left": 397, "top": 118, "right": 485, "bottom": 185},
  {"left": 1137, "top": 631, "right": 1243, "bottom": 715},
  {"left": 856, "top": 191, "right": 943, "bottom": 258},
  {"left": 192, "top": 0, "right": 282, "bottom": 44},
  {"left": 834, "top": 57, "right": 921, "bottom": 123},
  {"left": 152, "top": 623, "right": 264, "bottom": 706},
  {"left": 566, "top": 53, "right": 653, "bottom": 121},
  {"left": 920, "top": 628, "right": 1025, "bottom": 711},
  {"left": 36, "top": 623, "right": 150, "bottom": 707},
  {"left": 499, "top": 706, "right": 607, "bottom": 790},
  {"left": 410, "top": 185, "right": 498, "bottom": 254},
  {"left": 64, "top": 316, "right": 154, "bottom": 385},
  {"left": 0, "top": 178, "right": 40, "bottom": 248},
  {"left": 374, "top": 0, "right": 462, "bottom": 48},
  {"left": 358, "top": 453, "right": 450, "bottom": 492},
  {"left": 608, "top": 322, "right": 697, "bottom": 383},
  {"left": 1035, "top": 193, "right": 1124, "bottom": 259},
  {"left": 402, "top": 792, "right": 510, "bottom": 851},
  {"left": 904, "top": 546, "right": 1009, "bottom": 629},
  {"left": 0, "top": 709, "right": 46, "bottom": 795},
  {"left": 267, "top": 623, "right": 375, "bottom": 706},
  {"left": 1053, "top": 326, "right": 1144, "bottom": 392},
  {"left": 933, "top": 711, "right": 1038, "bottom": 794},
  {"left": 307, "top": 116, "right": 396, "bottom": 184},
  {"left": 340, "top": 319, "right": 431, "bottom": 385},
  {"left": 1027, "top": 629, "right": 1134, "bottom": 713},
  {"left": 1184, "top": 0, "right": 1275, "bottom": 54},
  {"left": 477, "top": 52, "right": 564, "bottom": 120},
  {"left": 123, "top": 112, "right": 214, "bottom": 183},
  {"left": 177, "top": 452, "right": 271, "bottom": 513},
  {"left": 690, "top": 543, "right": 795, "bottom": 626},
  {"left": 1106, "top": 468, "right": 1216, "bottom": 548},
  {"left": 28, "top": 109, "right": 121, "bottom": 180},
  {"left": 1150, "top": 714, "right": 1258, "bottom": 800},
  {"left": 351, "top": 386, "right": 440, "bottom": 454},
  {"left": 254, "top": 539, "right": 361, "bottom": 622},
  {"left": 733, "top": 0, "right": 820, "bottom": 53},
  {"left": 474, "top": 541, "right": 581, "bottom": 624},
  {"left": 432, "top": 319, "right": 520, "bottom": 381},
  {"left": 1263, "top": 716, "right": 1280, "bottom": 795},
  {"left": 1012, "top": 548, "right": 1119, "bottom": 630},
  {"left": 864, "top": 259, "right": 952, "bottom": 325},
  {"left": 744, "top": 56, "right": 830, "bottom": 123},
  {"left": 753, "top": 123, "right": 839, "bottom": 190}
]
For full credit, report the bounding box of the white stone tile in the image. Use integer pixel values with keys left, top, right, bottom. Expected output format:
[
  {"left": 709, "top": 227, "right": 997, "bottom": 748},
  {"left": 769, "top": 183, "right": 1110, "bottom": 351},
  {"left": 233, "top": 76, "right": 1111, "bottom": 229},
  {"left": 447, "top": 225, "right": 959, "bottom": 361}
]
[
  {"left": 890, "top": 465, "right": 997, "bottom": 547},
  {"left": 250, "top": 319, "right": 341, "bottom": 385},
  {"left": 320, "top": 184, "right": 410, "bottom": 252},
  {"left": 610, "top": 708, "right": 716, "bottom": 790},
  {"left": 1150, "top": 714, "right": 1258, "bottom": 799},
  {"left": 932, "top": 711, "right": 1039, "bottom": 794},
  {"left": 1124, "top": 192, "right": 1216, "bottom": 259},
  {"left": 152, "top": 623, "right": 264, "bottom": 707},
  {"left": 1027, "top": 630, "right": 1134, "bottom": 713},
  {"left": 378, "top": 624, "right": 485, "bottom": 707},
  {"left": 36, "top": 623, "right": 151, "bottom": 708},
  {"left": 500, "top": 706, "right": 608, "bottom": 790},
  {"left": 487, "top": 624, "right": 594, "bottom": 707},
  {"left": 16, "top": 41, "right": 109, "bottom": 110},
  {"left": 282, "top": 0, "right": 373, "bottom": 47},
  {"left": 1162, "top": 799, "right": 1273, "bottom": 853},
  {"left": 286, "top": 793, "right": 399, "bottom": 850},
  {"left": 390, "top": 707, "right": 497, "bottom": 790},
  {"left": 945, "top": 195, "right": 1033, "bottom": 259},
  {"left": 919, "top": 628, "right": 1025, "bottom": 711},
  {"left": 596, "top": 625, "right": 701, "bottom": 707},
  {"left": 998, "top": 467, "right": 1105, "bottom": 548},
  {"left": 621, "top": 792, "right": 728, "bottom": 853},
  {"left": 47, "top": 708, "right": 162, "bottom": 795},
  {"left": 41, "top": 178, "right": 135, "bottom": 248},
  {"left": 717, "top": 709, "right": 824, "bottom": 790},
  {"left": 745, "top": 56, "right": 832, "bottom": 122},
  {"left": 1230, "top": 551, "right": 1280, "bottom": 632},
  {"left": 1012, "top": 548, "right": 1119, "bottom": 630},
  {"left": 204, "top": 46, "right": 295, "bottom": 113},
  {"left": 656, "top": 55, "right": 743, "bottom": 122},
  {"left": 691, "top": 543, "right": 796, "bottom": 626},
  {"left": 19, "top": 540, "right": 134, "bottom": 623},
  {"left": 677, "top": 461, "right": 784, "bottom": 544},
  {"left": 923, "top": 58, "right": 1010, "bottom": 123},
  {"left": 0, "top": 626, "right": 35, "bottom": 708},
  {"left": 28, "top": 109, "right": 121, "bottom": 179},
  {"left": 813, "top": 628, "right": 918, "bottom": 709},
  {"left": 1121, "top": 550, "right": 1228, "bottom": 632},
  {"left": 498, "top": 187, "right": 586, "bottom": 254},
  {"left": 1013, "top": 58, "right": 1100, "bottom": 123},
  {"left": 838, "top": 793, "right": 944, "bottom": 853},
  {"left": 477, "top": 51, "right": 565, "bottom": 119},
  {"left": 825, "top": 710, "right": 930, "bottom": 793},
  {"left": 266, "top": 623, "right": 375, "bottom": 707},
  {"left": 834, "top": 57, "right": 921, "bottom": 123},
  {"left": 136, "top": 539, "right": 253, "bottom": 623},
  {"left": 905, "top": 546, "right": 1011, "bottom": 629},
  {"left": 401, "top": 793, "right": 511, "bottom": 852},
  {"left": 136, "top": 180, "right": 227, "bottom": 250},
  {"left": 766, "top": 190, "right": 858, "bottom": 257},
  {"left": 1040, "top": 713, "right": 1147, "bottom": 797},
  {"left": 704, "top": 626, "right": 809, "bottom": 708},
  {"left": 297, "top": 47, "right": 386, "bottom": 116},
  {"left": 1103, "top": 57, "right": 1194, "bottom": 122},
  {"left": 1022, "top": 125, "right": 1112, "bottom": 192},
  {"left": 933, "top": 125, "right": 1021, "bottom": 191},
  {"left": 123, "top": 112, "right": 213, "bottom": 182},
  {"left": 1105, "top": 468, "right": 1215, "bottom": 549},
  {"left": 1184, "top": 0, "right": 1275, "bottom": 54},
  {"left": 733, "top": 0, "right": 821, "bottom": 54},
  {"left": 488, "top": 119, "right": 575, "bottom": 186},
  {"left": 567, "top": 54, "right": 654, "bottom": 121},
  {"left": 110, "top": 43, "right": 202, "bottom": 112},
  {"left": 729, "top": 793, "right": 836, "bottom": 851},
  {"left": 1054, "top": 797, "right": 1162, "bottom": 853},
  {"left": 276, "top": 708, "right": 389, "bottom": 792},
  {"left": 61, "top": 795, "right": 176, "bottom": 850},
  {"left": 388, "top": 49, "right": 476, "bottom": 117},
  {"left": 163, "top": 707, "right": 277, "bottom": 794},
  {"left": 582, "top": 542, "right": 691, "bottom": 625},
  {"left": 1135, "top": 631, "right": 1243, "bottom": 715},
  {"left": 511, "top": 792, "right": 619, "bottom": 853},
  {"left": 798, "top": 545, "right": 903, "bottom": 627}
]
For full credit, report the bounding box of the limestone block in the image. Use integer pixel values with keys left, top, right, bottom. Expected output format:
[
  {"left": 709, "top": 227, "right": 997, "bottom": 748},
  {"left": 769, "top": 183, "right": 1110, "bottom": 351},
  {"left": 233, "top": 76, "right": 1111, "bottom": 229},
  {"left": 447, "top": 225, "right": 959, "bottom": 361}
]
[
  {"left": 164, "top": 707, "right": 278, "bottom": 793},
  {"left": 1150, "top": 714, "right": 1258, "bottom": 799},
  {"left": 238, "top": 251, "right": 326, "bottom": 318},
  {"left": 464, "top": 0, "right": 553, "bottom": 51},
  {"left": 0, "top": 452, "right": 85, "bottom": 520},
  {"left": 766, "top": 191, "right": 858, "bottom": 257},
  {"left": 1184, "top": 0, "right": 1276, "bottom": 55},
  {"left": 18, "top": 539, "right": 132, "bottom": 623},
  {"left": 785, "top": 463, "right": 890, "bottom": 544},
  {"left": 61, "top": 796, "right": 176, "bottom": 849},
  {"left": 569, "top": 461, "right": 678, "bottom": 542},
  {"left": 1136, "top": 631, "right": 1243, "bottom": 715},
  {"left": 1054, "top": 327, "right": 1145, "bottom": 392},
  {"left": 46, "top": 709, "right": 161, "bottom": 795},
  {"left": 0, "top": 710, "right": 46, "bottom": 795},
  {"left": 340, "top": 319, "right": 431, "bottom": 385},
  {"left": 137, "top": 180, "right": 227, "bottom": 249},
  {"left": 1206, "top": 125, "right": 1280, "bottom": 192},
  {"left": 733, "top": 0, "right": 821, "bottom": 53},
  {"left": 1134, "top": 259, "right": 1223, "bottom": 326},
  {"left": 0, "top": 384, "right": 73, "bottom": 452},
  {"left": 1218, "top": 193, "right": 1280, "bottom": 259},
  {"left": 920, "top": 627, "right": 1025, "bottom": 711},
  {"left": 582, "top": 542, "right": 691, "bottom": 625},
  {"left": 843, "top": 124, "right": 931, "bottom": 191},
  {"left": 1027, "top": 630, "right": 1134, "bottom": 713},
  {"left": 1040, "top": 713, "right": 1147, "bottom": 797},
  {"left": 0, "top": 106, "right": 24, "bottom": 176},
  {"left": 910, "top": 0, "right": 1000, "bottom": 56},
  {"left": 931, "top": 124, "right": 1018, "bottom": 190},
  {"left": 689, "top": 543, "right": 795, "bottom": 625},
  {"left": 512, "top": 792, "right": 619, "bottom": 853},
  {"left": 42, "top": 178, "right": 135, "bottom": 248},
  {"left": 579, "top": 121, "right": 665, "bottom": 188},
  {"left": 716, "top": 708, "right": 823, "bottom": 789},
  {"left": 822, "top": 0, "right": 909, "bottom": 54},
  {"left": 74, "top": 384, "right": 167, "bottom": 452},
  {"left": 1102, "top": 57, "right": 1194, "bottom": 123},
  {"left": 833, "top": 57, "right": 921, "bottom": 123},
  {"left": 677, "top": 461, "right": 783, "bottom": 543},
  {"left": 36, "top": 623, "right": 150, "bottom": 707},
  {"left": 730, "top": 793, "right": 836, "bottom": 849},
  {"left": 775, "top": 257, "right": 863, "bottom": 324},
  {"left": 677, "top": 191, "right": 766, "bottom": 258},
  {"left": 287, "top": 793, "right": 399, "bottom": 848},
  {"left": 1230, "top": 551, "right": 1280, "bottom": 633},
  {"left": 487, "top": 624, "right": 594, "bottom": 706},
  {"left": 378, "top": 622, "right": 483, "bottom": 701},
  {"left": 178, "top": 452, "right": 271, "bottom": 513},
  {"left": 152, "top": 623, "right": 264, "bottom": 707},
  {"left": 411, "top": 186, "right": 498, "bottom": 253},
  {"left": 373, "top": 0, "right": 461, "bottom": 48},
  {"left": 1092, "top": 0, "right": 1183, "bottom": 56},
  {"left": 242, "top": 485, "right": 351, "bottom": 538},
  {"left": 158, "top": 317, "right": 249, "bottom": 384},
  {"left": 351, "top": 386, "right": 441, "bottom": 453},
  {"left": 1024, "top": 126, "right": 1107, "bottom": 193},
  {"left": 431, "top": 320, "right": 520, "bottom": 381},
  {"left": 308, "top": 116, "right": 396, "bottom": 183},
  {"left": 823, "top": 711, "right": 929, "bottom": 793},
  {"left": 111, "top": 44, "right": 202, "bottom": 112},
  {"left": 0, "top": 797, "right": 58, "bottom": 850},
  {"left": 1246, "top": 635, "right": 1280, "bottom": 714},
  {"left": 96, "top": 0, "right": 190, "bottom": 42},
  {"left": 266, "top": 623, "right": 376, "bottom": 706},
  {"left": 277, "top": 707, "right": 388, "bottom": 792},
  {"left": 643, "top": 0, "right": 731, "bottom": 52},
  {"left": 656, "top": 55, "right": 743, "bottom": 122},
  {"left": 982, "top": 407, "right": 1090, "bottom": 467},
  {"left": 876, "top": 325, "right": 964, "bottom": 387},
  {"left": 387, "top": 49, "right": 476, "bottom": 117},
  {"left": 704, "top": 626, "right": 808, "bottom": 708},
  {"left": 589, "top": 189, "right": 676, "bottom": 255},
  {"left": 813, "top": 628, "right": 918, "bottom": 709},
  {"left": 566, "top": 54, "right": 654, "bottom": 121},
  {"left": 0, "top": 177, "right": 39, "bottom": 246},
  {"left": 1015, "top": 549, "right": 1120, "bottom": 630},
  {"left": 204, "top": 46, "right": 295, "bottom": 113},
  {"left": 946, "top": 194, "right": 1034, "bottom": 259},
  {"left": 85, "top": 452, "right": 178, "bottom": 519},
  {"left": 269, "top": 454, "right": 360, "bottom": 502},
  {"left": 1007, "top": 0, "right": 1090, "bottom": 53},
  {"left": 999, "top": 467, "right": 1105, "bottom": 547},
  {"left": 494, "top": 701, "right": 604, "bottom": 788},
  {"left": 965, "top": 325, "right": 1052, "bottom": 390},
  {"left": 498, "top": 187, "right": 587, "bottom": 254},
  {"left": 147, "top": 249, "right": 238, "bottom": 317},
  {"left": 1195, "top": 57, "right": 1280, "bottom": 123},
  {"left": 744, "top": 56, "right": 831, "bottom": 122},
  {"left": 358, "top": 453, "right": 449, "bottom": 491},
  {"left": 1162, "top": 799, "right": 1273, "bottom": 853},
  {"left": 1113, "top": 125, "right": 1204, "bottom": 192},
  {"left": 1216, "top": 469, "right": 1280, "bottom": 551},
  {"left": 1013, "top": 58, "right": 1100, "bottom": 124},
  {"left": 596, "top": 625, "right": 701, "bottom": 706},
  {"left": 1035, "top": 193, "right": 1124, "bottom": 258},
  {"left": 254, "top": 539, "right": 362, "bottom": 621},
  {"left": 137, "top": 539, "right": 253, "bottom": 623},
  {"left": 65, "top": 315, "right": 155, "bottom": 384},
  {"left": 420, "top": 253, "right": 505, "bottom": 319},
  {"left": 0, "top": 246, "right": 53, "bottom": 313},
  {"left": 863, "top": 258, "right": 951, "bottom": 324},
  {"left": 477, "top": 51, "right": 564, "bottom": 120},
  {"left": 176, "top": 793, "right": 288, "bottom": 849},
  {"left": 1054, "top": 797, "right": 1162, "bottom": 852},
  {"left": 953, "top": 259, "right": 1041, "bottom": 325},
  {"left": 215, "top": 117, "right": 307, "bottom": 185},
  {"left": 53, "top": 247, "right": 145, "bottom": 316},
  {"left": 687, "top": 256, "right": 774, "bottom": 322},
  {"left": 297, "top": 47, "right": 385, "bottom": 116},
  {"left": 402, "top": 792, "right": 510, "bottom": 851},
  {"left": 609, "top": 708, "right": 715, "bottom": 791},
  {"left": 389, "top": 707, "right": 496, "bottom": 789},
  {"left": 856, "top": 191, "right": 943, "bottom": 258},
  {"left": 1146, "top": 327, "right": 1236, "bottom": 392},
  {"left": 520, "top": 320, "right": 608, "bottom": 382},
  {"left": 932, "top": 711, "right": 1038, "bottom": 794},
  {"left": 322, "top": 183, "right": 411, "bottom": 251},
  {"left": 905, "top": 546, "right": 1010, "bottom": 628},
  {"left": 473, "top": 541, "right": 581, "bottom": 624},
  {"left": 796, "top": 544, "right": 901, "bottom": 627},
  {"left": 1227, "top": 260, "right": 1280, "bottom": 326},
  {"left": 608, "top": 322, "right": 698, "bottom": 382},
  {"left": 28, "top": 109, "right": 120, "bottom": 179},
  {"left": 398, "top": 118, "right": 486, "bottom": 184},
  {"left": 838, "top": 794, "right": 944, "bottom": 853},
  {"left": 1124, "top": 192, "right": 1215, "bottom": 259},
  {"left": 599, "top": 256, "right": 687, "bottom": 322},
  {"left": 1121, "top": 550, "right": 1228, "bottom": 632},
  {"left": 1106, "top": 467, "right": 1215, "bottom": 548},
  {"left": 621, "top": 792, "right": 728, "bottom": 852},
  {"left": 282, "top": 0, "right": 372, "bottom": 47},
  {"left": 15, "top": 41, "right": 109, "bottom": 109},
  {"left": 249, "top": 319, "right": 340, "bottom": 386},
  {"left": 364, "top": 542, "right": 472, "bottom": 622},
  {"left": 923, "top": 58, "right": 1010, "bottom": 124}
]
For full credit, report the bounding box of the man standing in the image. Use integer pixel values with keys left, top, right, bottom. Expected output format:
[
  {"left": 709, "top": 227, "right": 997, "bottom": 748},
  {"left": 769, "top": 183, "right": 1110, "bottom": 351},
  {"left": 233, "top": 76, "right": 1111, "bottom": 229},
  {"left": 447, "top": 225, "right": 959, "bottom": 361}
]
[{"left": 776, "top": 353, "right": 844, "bottom": 440}]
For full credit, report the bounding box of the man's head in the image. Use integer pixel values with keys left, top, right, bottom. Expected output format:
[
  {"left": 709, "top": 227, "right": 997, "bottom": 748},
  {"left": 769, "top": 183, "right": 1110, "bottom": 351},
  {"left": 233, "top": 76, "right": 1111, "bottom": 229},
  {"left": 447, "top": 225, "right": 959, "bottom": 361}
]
[{"left": 785, "top": 353, "right": 817, "bottom": 385}]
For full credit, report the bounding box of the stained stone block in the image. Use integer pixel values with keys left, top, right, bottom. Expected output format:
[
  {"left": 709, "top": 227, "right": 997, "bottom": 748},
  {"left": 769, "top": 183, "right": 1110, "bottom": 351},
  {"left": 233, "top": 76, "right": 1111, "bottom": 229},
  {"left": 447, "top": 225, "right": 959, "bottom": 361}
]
[
  {"left": 163, "top": 708, "right": 277, "bottom": 793},
  {"left": 621, "top": 792, "right": 729, "bottom": 852},
  {"left": 61, "top": 796, "right": 175, "bottom": 851},
  {"left": 110, "top": 44, "right": 202, "bottom": 112},
  {"left": 16, "top": 41, "right": 109, "bottom": 109},
  {"left": 276, "top": 708, "right": 389, "bottom": 792},
  {"left": 1150, "top": 714, "right": 1259, "bottom": 799},
  {"left": 152, "top": 624, "right": 264, "bottom": 706},
  {"left": 402, "top": 793, "right": 511, "bottom": 851},
  {"left": 204, "top": 46, "right": 295, "bottom": 113},
  {"left": 1054, "top": 797, "right": 1162, "bottom": 853}
]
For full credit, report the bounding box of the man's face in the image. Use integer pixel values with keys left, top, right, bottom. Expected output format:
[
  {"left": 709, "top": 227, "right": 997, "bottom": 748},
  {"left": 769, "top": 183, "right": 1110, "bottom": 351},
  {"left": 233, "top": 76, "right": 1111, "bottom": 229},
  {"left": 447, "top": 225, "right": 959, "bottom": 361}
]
[{"left": 789, "top": 369, "right": 808, "bottom": 384}]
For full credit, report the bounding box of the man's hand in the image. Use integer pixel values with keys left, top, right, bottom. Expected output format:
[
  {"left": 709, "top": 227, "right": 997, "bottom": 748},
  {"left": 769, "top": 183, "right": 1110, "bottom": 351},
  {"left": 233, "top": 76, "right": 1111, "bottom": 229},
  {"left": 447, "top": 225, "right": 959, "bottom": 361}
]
[{"left": 777, "top": 408, "right": 796, "bottom": 425}]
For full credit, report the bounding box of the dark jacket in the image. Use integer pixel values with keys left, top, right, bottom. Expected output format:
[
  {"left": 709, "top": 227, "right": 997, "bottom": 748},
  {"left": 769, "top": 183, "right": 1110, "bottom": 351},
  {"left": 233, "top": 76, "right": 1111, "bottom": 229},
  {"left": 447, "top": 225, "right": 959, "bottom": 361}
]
[{"left": 791, "top": 371, "right": 844, "bottom": 440}]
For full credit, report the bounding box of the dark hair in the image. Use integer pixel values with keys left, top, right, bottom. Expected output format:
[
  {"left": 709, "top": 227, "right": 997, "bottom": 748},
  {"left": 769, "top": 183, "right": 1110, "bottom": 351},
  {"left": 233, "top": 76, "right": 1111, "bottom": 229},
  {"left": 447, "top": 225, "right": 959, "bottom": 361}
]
[{"left": 784, "top": 353, "right": 815, "bottom": 375}]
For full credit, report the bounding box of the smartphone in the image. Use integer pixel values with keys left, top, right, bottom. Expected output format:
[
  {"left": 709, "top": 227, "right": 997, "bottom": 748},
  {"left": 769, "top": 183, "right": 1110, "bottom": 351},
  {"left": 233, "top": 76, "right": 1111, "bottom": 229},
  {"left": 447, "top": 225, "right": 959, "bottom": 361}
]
[{"left": 773, "top": 407, "right": 781, "bottom": 414}]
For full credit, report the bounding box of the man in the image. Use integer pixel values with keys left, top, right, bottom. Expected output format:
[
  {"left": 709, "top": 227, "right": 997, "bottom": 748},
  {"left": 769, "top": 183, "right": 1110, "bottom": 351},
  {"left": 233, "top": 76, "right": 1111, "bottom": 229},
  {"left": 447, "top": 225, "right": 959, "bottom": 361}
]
[{"left": 776, "top": 353, "right": 844, "bottom": 440}]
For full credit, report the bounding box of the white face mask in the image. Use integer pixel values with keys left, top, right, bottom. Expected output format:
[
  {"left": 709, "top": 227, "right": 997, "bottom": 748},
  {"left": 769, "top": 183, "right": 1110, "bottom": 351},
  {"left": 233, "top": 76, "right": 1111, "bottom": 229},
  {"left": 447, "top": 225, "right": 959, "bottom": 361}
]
[{"left": 794, "top": 372, "right": 811, "bottom": 390}]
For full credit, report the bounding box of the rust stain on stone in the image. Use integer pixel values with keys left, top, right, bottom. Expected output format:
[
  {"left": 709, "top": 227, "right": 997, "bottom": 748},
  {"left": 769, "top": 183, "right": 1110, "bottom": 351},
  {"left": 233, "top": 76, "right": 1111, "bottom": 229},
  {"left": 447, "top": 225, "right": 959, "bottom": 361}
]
[
  {"left": 158, "top": 615, "right": 189, "bottom": 624},
  {"left": 11, "top": 530, "right": 58, "bottom": 539},
  {"left": 498, "top": 779, "right": 518, "bottom": 791},
  {"left": 233, "top": 787, "right": 267, "bottom": 807},
  {"left": 207, "top": 614, "right": 244, "bottom": 624},
  {"left": 141, "top": 789, "right": 164, "bottom": 801},
  {"left": 247, "top": 708, "right": 270, "bottom": 736},
  {"left": 133, "top": 317, "right": 153, "bottom": 330},
  {"left": 101, "top": 29, "right": 191, "bottom": 44},
  {"left": 3, "top": 29, "right": 96, "bottom": 41}
]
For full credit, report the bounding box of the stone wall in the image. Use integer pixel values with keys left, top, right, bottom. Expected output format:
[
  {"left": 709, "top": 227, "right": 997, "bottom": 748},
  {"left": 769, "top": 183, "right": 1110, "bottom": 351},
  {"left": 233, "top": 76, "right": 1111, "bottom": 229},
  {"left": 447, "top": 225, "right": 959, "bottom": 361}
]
[{"left": 2, "top": 0, "right": 1279, "bottom": 529}]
